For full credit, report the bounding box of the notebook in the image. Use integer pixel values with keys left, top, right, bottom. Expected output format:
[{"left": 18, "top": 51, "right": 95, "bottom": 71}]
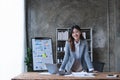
[{"left": 45, "top": 63, "right": 59, "bottom": 74}]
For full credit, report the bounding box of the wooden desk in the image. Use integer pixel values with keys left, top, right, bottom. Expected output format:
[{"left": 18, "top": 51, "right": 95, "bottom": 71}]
[{"left": 12, "top": 72, "right": 120, "bottom": 80}]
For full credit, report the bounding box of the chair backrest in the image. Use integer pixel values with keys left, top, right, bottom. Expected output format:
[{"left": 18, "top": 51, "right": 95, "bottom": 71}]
[{"left": 92, "top": 61, "right": 105, "bottom": 72}]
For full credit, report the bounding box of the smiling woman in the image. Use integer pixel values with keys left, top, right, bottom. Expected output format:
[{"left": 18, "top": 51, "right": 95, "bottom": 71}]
[{"left": 59, "top": 25, "right": 95, "bottom": 72}]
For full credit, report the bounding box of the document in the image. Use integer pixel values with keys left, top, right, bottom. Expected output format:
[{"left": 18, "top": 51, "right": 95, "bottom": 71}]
[
  {"left": 39, "top": 71, "right": 96, "bottom": 77},
  {"left": 39, "top": 72, "right": 52, "bottom": 75},
  {"left": 65, "top": 71, "right": 95, "bottom": 77}
]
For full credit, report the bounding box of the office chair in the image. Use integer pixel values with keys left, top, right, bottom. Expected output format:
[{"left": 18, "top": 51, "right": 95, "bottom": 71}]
[{"left": 92, "top": 61, "right": 105, "bottom": 72}]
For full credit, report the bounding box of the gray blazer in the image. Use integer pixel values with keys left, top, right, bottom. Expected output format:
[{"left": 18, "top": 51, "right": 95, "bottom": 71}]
[{"left": 60, "top": 40, "right": 93, "bottom": 72}]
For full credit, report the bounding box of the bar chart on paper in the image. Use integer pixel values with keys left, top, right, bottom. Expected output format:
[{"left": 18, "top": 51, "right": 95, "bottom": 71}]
[{"left": 32, "top": 37, "right": 53, "bottom": 71}]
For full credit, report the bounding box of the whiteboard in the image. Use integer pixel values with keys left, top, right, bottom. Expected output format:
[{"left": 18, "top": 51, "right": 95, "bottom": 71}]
[{"left": 32, "top": 37, "right": 53, "bottom": 71}]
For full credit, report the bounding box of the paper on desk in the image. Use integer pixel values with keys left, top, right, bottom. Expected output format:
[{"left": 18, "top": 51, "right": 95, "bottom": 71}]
[
  {"left": 65, "top": 71, "right": 95, "bottom": 77},
  {"left": 39, "top": 72, "right": 52, "bottom": 75}
]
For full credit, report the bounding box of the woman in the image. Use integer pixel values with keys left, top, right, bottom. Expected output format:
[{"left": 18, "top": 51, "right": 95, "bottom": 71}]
[{"left": 59, "top": 25, "right": 94, "bottom": 72}]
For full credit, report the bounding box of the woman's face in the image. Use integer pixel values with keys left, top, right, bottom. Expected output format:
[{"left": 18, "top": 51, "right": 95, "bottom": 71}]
[{"left": 72, "top": 28, "right": 81, "bottom": 42}]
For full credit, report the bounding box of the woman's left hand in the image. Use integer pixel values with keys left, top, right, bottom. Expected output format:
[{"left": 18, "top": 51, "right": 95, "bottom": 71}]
[{"left": 92, "top": 70, "right": 99, "bottom": 73}]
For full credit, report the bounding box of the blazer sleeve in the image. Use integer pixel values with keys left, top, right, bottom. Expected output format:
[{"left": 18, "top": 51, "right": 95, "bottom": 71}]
[
  {"left": 59, "top": 41, "right": 70, "bottom": 70},
  {"left": 84, "top": 40, "right": 94, "bottom": 70}
]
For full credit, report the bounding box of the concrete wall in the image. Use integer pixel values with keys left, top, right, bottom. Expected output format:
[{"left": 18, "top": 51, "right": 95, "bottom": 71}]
[
  {"left": 114, "top": 0, "right": 120, "bottom": 72},
  {"left": 26, "top": 0, "right": 120, "bottom": 72}
]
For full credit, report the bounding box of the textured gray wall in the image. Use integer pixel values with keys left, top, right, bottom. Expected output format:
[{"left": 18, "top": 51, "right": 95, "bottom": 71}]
[
  {"left": 26, "top": 0, "right": 120, "bottom": 72},
  {"left": 114, "top": 0, "right": 120, "bottom": 72}
]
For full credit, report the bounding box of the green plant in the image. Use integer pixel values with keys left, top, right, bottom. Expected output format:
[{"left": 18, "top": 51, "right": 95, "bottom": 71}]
[{"left": 24, "top": 48, "right": 33, "bottom": 71}]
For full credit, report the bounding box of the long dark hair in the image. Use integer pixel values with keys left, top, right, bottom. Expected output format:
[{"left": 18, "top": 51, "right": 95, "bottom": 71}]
[{"left": 68, "top": 25, "right": 84, "bottom": 52}]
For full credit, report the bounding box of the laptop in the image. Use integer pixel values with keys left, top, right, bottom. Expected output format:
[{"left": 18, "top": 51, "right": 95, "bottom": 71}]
[
  {"left": 45, "top": 63, "right": 59, "bottom": 74},
  {"left": 45, "top": 63, "right": 71, "bottom": 75}
]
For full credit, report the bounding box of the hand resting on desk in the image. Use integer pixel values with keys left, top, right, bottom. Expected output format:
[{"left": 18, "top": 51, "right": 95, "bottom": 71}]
[
  {"left": 58, "top": 70, "right": 72, "bottom": 75},
  {"left": 89, "top": 70, "right": 99, "bottom": 73}
]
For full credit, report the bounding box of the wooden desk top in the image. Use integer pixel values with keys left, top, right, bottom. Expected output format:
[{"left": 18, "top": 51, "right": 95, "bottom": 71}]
[{"left": 12, "top": 72, "right": 120, "bottom": 80}]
